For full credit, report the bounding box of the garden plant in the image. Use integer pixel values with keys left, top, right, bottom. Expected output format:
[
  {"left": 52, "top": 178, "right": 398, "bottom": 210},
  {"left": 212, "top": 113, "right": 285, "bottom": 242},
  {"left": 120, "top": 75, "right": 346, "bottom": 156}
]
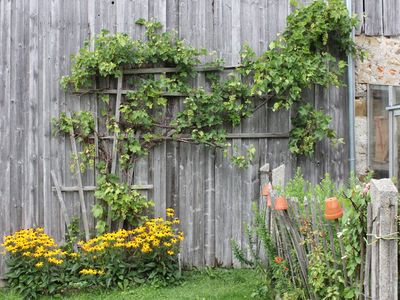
[{"left": 233, "top": 170, "right": 373, "bottom": 299}]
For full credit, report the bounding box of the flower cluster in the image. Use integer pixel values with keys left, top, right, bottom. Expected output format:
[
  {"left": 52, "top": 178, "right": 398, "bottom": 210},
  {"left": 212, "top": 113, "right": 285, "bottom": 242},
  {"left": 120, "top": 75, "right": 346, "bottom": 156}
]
[
  {"left": 78, "top": 209, "right": 183, "bottom": 256},
  {"left": 2, "top": 228, "right": 66, "bottom": 266},
  {"left": 1, "top": 210, "right": 184, "bottom": 297},
  {"left": 79, "top": 268, "right": 105, "bottom": 275}
]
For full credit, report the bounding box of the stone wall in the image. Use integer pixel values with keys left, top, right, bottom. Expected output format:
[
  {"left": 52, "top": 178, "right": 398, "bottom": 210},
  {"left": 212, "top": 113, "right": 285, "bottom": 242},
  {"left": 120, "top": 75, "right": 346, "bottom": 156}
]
[{"left": 354, "top": 35, "right": 400, "bottom": 175}]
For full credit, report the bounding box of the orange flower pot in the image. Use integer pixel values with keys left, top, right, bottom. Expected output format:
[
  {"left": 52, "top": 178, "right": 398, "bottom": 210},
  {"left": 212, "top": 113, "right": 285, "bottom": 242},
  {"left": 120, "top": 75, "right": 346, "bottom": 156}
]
[
  {"left": 324, "top": 197, "right": 343, "bottom": 220},
  {"left": 261, "top": 184, "right": 271, "bottom": 196},
  {"left": 262, "top": 184, "right": 272, "bottom": 207},
  {"left": 274, "top": 196, "right": 288, "bottom": 211}
]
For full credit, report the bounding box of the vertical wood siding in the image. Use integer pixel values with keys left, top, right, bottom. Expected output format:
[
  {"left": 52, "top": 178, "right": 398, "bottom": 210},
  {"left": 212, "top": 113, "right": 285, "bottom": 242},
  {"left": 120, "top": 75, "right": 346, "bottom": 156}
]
[
  {"left": 355, "top": 0, "right": 400, "bottom": 36},
  {"left": 0, "top": 0, "right": 354, "bottom": 275}
]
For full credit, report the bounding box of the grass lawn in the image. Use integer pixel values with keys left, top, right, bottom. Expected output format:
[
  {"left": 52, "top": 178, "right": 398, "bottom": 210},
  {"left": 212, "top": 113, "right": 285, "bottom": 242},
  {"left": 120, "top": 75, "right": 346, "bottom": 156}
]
[{"left": 0, "top": 268, "right": 260, "bottom": 300}]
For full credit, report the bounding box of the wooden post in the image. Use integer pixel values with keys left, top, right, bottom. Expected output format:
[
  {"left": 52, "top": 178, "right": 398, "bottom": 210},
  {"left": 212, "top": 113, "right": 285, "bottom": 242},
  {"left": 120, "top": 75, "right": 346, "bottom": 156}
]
[
  {"left": 67, "top": 112, "right": 90, "bottom": 241},
  {"left": 107, "top": 75, "right": 123, "bottom": 229},
  {"left": 259, "top": 163, "right": 270, "bottom": 262},
  {"left": 368, "top": 178, "right": 398, "bottom": 300}
]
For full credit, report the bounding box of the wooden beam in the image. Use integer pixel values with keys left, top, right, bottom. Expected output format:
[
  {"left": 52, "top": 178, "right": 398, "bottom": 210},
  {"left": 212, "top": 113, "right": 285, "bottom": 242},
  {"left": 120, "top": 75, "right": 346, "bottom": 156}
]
[
  {"left": 95, "top": 133, "right": 289, "bottom": 140},
  {"left": 123, "top": 65, "right": 237, "bottom": 75},
  {"left": 51, "top": 184, "right": 154, "bottom": 192},
  {"left": 102, "top": 90, "right": 189, "bottom": 97},
  {"left": 50, "top": 170, "right": 70, "bottom": 227}
]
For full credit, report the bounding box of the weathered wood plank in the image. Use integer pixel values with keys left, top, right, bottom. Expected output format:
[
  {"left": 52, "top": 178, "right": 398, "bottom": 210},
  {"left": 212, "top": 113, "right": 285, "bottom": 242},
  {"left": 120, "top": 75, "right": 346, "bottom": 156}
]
[
  {"left": 365, "top": 0, "right": 383, "bottom": 36},
  {"left": 352, "top": 0, "right": 364, "bottom": 35},
  {"left": 51, "top": 184, "right": 153, "bottom": 192},
  {"left": 0, "top": 0, "right": 12, "bottom": 278},
  {"left": 383, "top": 0, "right": 400, "bottom": 36}
]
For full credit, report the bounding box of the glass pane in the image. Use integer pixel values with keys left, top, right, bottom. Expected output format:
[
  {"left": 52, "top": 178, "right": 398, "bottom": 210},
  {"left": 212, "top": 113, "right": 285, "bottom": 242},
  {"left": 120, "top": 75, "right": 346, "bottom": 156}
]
[
  {"left": 394, "top": 86, "right": 400, "bottom": 105},
  {"left": 369, "top": 85, "right": 389, "bottom": 178}
]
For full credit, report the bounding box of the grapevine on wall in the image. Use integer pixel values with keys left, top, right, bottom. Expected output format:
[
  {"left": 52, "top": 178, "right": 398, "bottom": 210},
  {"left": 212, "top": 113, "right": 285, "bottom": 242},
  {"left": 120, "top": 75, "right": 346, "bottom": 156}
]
[{"left": 53, "top": 0, "right": 362, "bottom": 233}]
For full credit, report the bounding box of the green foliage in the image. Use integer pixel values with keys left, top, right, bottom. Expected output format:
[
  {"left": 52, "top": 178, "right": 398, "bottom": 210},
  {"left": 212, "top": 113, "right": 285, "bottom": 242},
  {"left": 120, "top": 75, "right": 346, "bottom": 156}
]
[
  {"left": 289, "top": 104, "right": 341, "bottom": 156},
  {"left": 93, "top": 172, "right": 153, "bottom": 234},
  {"left": 57, "top": 0, "right": 363, "bottom": 176},
  {"left": 60, "top": 30, "right": 136, "bottom": 90},
  {"left": 235, "top": 170, "right": 373, "bottom": 299},
  {"left": 2, "top": 215, "right": 183, "bottom": 299},
  {"left": 241, "top": 0, "right": 361, "bottom": 155},
  {"left": 0, "top": 268, "right": 261, "bottom": 300},
  {"left": 224, "top": 144, "right": 256, "bottom": 169},
  {"left": 338, "top": 173, "right": 373, "bottom": 297},
  {"left": 243, "top": 0, "right": 360, "bottom": 110},
  {"left": 64, "top": 217, "right": 83, "bottom": 252},
  {"left": 52, "top": 111, "right": 95, "bottom": 141},
  {"left": 307, "top": 245, "right": 345, "bottom": 300},
  {"left": 285, "top": 168, "right": 312, "bottom": 202},
  {"left": 5, "top": 255, "right": 65, "bottom": 299},
  {"left": 314, "top": 172, "right": 337, "bottom": 202},
  {"left": 52, "top": 111, "right": 96, "bottom": 172},
  {"left": 232, "top": 205, "right": 306, "bottom": 299}
]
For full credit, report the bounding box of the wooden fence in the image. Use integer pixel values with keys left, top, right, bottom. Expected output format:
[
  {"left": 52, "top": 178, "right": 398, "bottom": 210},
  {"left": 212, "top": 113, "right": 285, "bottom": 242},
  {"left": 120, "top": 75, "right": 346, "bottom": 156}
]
[
  {"left": 0, "top": 0, "right": 354, "bottom": 277},
  {"left": 365, "top": 179, "right": 398, "bottom": 300},
  {"left": 257, "top": 175, "right": 398, "bottom": 299}
]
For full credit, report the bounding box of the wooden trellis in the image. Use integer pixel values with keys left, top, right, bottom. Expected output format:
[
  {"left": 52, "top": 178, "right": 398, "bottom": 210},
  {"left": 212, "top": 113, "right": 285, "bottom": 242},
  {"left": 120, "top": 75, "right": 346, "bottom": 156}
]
[{"left": 51, "top": 65, "right": 288, "bottom": 239}]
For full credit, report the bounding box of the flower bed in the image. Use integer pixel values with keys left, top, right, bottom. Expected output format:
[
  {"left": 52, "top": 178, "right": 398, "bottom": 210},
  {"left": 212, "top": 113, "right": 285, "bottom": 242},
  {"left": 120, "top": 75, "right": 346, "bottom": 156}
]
[{"left": 1, "top": 209, "right": 183, "bottom": 299}]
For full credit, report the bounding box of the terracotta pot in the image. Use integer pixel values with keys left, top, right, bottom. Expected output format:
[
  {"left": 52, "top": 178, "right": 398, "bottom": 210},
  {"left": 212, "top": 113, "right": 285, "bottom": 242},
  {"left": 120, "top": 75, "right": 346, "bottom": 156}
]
[
  {"left": 262, "top": 184, "right": 272, "bottom": 207},
  {"left": 261, "top": 184, "right": 271, "bottom": 196},
  {"left": 274, "top": 196, "right": 288, "bottom": 210},
  {"left": 266, "top": 195, "right": 272, "bottom": 207},
  {"left": 324, "top": 197, "right": 343, "bottom": 220}
]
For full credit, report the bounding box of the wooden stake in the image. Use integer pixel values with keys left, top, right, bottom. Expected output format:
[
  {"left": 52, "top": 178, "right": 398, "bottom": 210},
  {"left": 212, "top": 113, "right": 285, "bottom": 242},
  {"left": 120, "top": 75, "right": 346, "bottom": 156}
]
[{"left": 67, "top": 112, "right": 90, "bottom": 241}]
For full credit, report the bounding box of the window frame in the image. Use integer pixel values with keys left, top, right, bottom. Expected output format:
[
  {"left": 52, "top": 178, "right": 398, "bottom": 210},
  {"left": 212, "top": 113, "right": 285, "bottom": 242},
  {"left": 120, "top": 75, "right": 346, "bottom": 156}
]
[{"left": 368, "top": 83, "right": 400, "bottom": 179}]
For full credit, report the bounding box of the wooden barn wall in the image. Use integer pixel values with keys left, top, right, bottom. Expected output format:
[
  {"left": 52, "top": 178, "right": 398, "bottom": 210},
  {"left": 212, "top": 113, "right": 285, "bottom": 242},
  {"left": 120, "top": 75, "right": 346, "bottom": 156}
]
[
  {"left": 354, "top": 0, "right": 400, "bottom": 36},
  {"left": 0, "top": 0, "right": 352, "bottom": 275}
]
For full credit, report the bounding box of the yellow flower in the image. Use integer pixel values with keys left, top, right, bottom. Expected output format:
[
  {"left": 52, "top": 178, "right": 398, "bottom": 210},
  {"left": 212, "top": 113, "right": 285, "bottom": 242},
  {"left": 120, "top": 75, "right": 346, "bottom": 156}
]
[
  {"left": 80, "top": 268, "right": 104, "bottom": 275},
  {"left": 141, "top": 243, "right": 152, "bottom": 253},
  {"left": 48, "top": 257, "right": 63, "bottom": 265},
  {"left": 35, "top": 262, "right": 44, "bottom": 268},
  {"left": 166, "top": 208, "right": 175, "bottom": 217},
  {"left": 167, "top": 250, "right": 174, "bottom": 256}
]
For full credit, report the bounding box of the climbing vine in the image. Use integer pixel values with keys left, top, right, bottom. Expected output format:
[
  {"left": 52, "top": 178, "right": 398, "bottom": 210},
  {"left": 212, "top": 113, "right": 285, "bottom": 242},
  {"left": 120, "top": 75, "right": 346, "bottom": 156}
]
[{"left": 54, "top": 0, "right": 361, "bottom": 232}]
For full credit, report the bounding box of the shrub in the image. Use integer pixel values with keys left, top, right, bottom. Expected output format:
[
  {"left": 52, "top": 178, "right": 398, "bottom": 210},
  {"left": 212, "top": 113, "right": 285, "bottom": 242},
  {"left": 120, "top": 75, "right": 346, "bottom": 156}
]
[
  {"left": 2, "top": 228, "right": 68, "bottom": 299},
  {"left": 77, "top": 208, "right": 183, "bottom": 288}
]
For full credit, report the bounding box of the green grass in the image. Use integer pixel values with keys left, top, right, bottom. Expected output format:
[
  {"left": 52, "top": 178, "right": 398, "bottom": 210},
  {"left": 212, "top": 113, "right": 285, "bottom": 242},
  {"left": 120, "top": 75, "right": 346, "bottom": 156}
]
[{"left": 0, "top": 268, "right": 260, "bottom": 300}]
